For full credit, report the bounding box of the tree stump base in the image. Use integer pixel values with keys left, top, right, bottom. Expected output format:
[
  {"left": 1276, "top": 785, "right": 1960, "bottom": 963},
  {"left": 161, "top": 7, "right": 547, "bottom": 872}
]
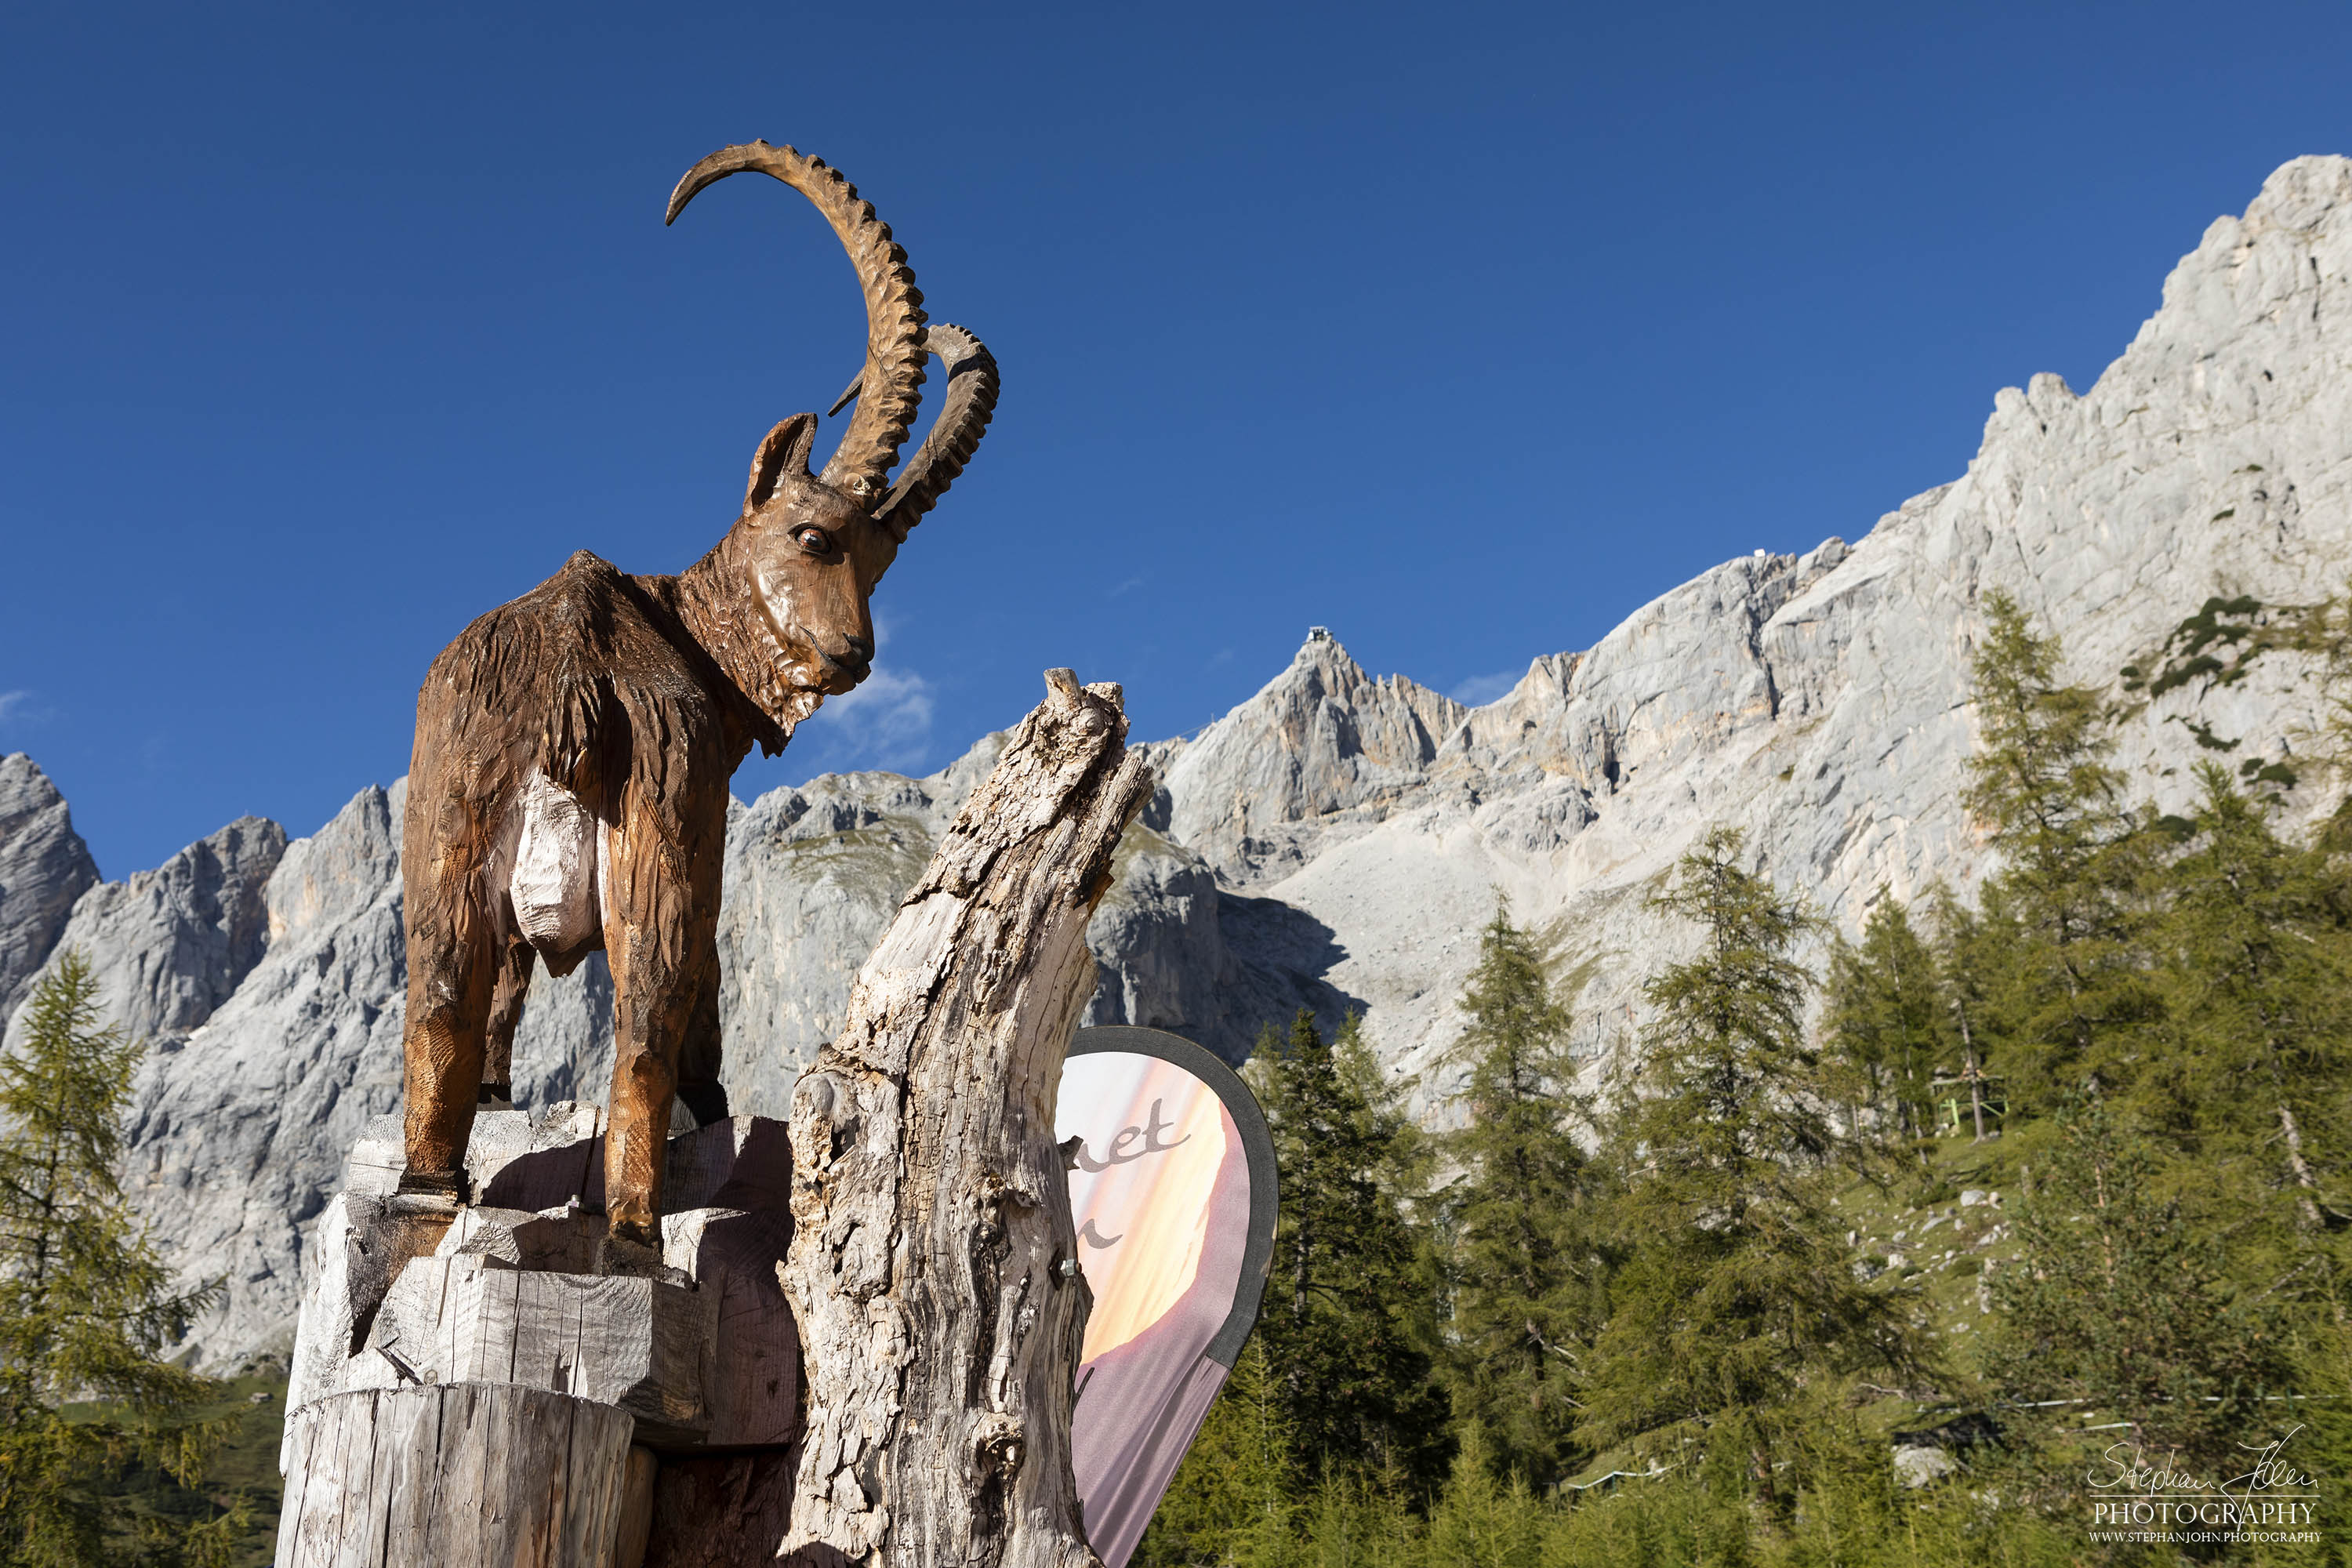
[
  {"left": 276, "top": 1106, "right": 798, "bottom": 1567},
  {"left": 275, "top": 1384, "right": 644, "bottom": 1566}
]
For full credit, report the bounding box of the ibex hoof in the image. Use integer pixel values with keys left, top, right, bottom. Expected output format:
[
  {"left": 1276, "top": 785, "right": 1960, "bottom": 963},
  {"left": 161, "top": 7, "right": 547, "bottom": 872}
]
[
  {"left": 597, "top": 1221, "right": 688, "bottom": 1285},
  {"left": 390, "top": 1166, "right": 467, "bottom": 1213}
]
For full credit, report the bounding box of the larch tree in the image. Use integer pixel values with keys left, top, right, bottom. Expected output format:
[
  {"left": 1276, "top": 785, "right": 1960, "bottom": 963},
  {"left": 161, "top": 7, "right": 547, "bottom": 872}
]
[
  {"left": 1823, "top": 898, "right": 1945, "bottom": 1168},
  {"left": 1987, "top": 1098, "right": 2291, "bottom": 1471},
  {"left": 1926, "top": 883, "right": 2003, "bottom": 1143},
  {"left": 1961, "top": 590, "right": 2161, "bottom": 1108},
  {"left": 0, "top": 953, "right": 242, "bottom": 1567},
  {"left": 1436, "top": 903, "right": 1606, "bottom": 1490},
  {"left": 1247, "top": 1011, "right": 1452, "bottom": 1493},
  {"left": 2147, "top": 764, "right": 2352, "bottom": 1342},
  {"left": 1580, "top": 829, "right": 1932, "bottom": 1525}
]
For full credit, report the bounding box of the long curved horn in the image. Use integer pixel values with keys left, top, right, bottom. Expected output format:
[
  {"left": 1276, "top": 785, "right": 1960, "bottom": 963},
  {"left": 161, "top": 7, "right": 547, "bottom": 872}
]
[
  {"left": 872, "top": 324, "right": 999, "bottom": 543},
  {"left": 666, "top": 141, "right": 927, "bottom": 509}
]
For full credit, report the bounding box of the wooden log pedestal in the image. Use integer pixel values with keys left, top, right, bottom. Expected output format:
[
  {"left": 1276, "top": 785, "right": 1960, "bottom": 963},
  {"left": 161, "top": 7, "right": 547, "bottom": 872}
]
[
  {"left": 276, "top": 672, "right": 1149, "bottom": 1567},
  {"left": 274, "top": 1105, "right": 799, "bottom": 1567},
  {"left": 275, "top": 1384, "right": 644, "bottom": 1564}
]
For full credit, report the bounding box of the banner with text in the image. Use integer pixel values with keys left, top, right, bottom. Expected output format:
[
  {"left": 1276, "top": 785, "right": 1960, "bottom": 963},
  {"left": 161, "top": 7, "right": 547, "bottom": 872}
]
[{"left": 1059, "top": 1027, "right": 1277, "bottom": 1568}]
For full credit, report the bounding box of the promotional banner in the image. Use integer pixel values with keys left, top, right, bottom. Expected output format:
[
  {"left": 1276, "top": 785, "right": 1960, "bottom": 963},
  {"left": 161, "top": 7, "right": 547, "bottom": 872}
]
[{"left": 1059, "top": 1026, "right": 1278, "bottom": 1568}]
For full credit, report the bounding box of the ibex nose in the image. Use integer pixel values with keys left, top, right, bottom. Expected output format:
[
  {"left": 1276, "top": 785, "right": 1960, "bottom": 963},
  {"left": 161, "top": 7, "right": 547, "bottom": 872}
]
[{"left": 822, "top": 635, "right": 874, "bottom": 691}]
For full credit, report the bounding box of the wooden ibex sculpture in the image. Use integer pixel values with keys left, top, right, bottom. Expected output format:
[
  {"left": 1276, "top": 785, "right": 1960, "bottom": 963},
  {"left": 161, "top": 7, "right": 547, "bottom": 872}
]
[{"left": 394, "top": 143, "right": 997, "bottom": 1269}]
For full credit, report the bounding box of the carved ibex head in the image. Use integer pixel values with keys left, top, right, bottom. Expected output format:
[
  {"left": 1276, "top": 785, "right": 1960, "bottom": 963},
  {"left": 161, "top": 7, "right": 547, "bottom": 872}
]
[{"left": 666, "top": 143, "right": 998, "bottom": 716}]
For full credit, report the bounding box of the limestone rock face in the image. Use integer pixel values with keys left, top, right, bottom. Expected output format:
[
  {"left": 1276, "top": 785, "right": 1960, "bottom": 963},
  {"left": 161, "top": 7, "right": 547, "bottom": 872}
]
[
  {"left": 1079, "top": 822, "right": 1359, "bottom": 1060},
  {"left": 118, "top": 785, "right": 410, "bottom": 1363},
  {"left": 3, "top": 815, "right": 287, "bottom": 1054},
  {"left": 16, "top": 155, "right": 2352, "bottom": 1367},
  {"left": 710, "top": 749, "right": 999, "bottom": 1119},
  {"left": 1164, "top": 632, "right": 1467, "bottom": 888},
  {"left": 0, "top": 753, "right": 101, "bottom": 1025}
]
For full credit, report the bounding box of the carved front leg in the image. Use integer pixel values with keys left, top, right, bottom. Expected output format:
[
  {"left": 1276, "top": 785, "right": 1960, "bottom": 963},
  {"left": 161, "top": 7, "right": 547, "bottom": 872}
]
[
  {"left": 399, "top": 841, "right": 497, "bottom": 1198},
  {"left": 597, "top": 786, "right": 725, "bottom": 1270}
]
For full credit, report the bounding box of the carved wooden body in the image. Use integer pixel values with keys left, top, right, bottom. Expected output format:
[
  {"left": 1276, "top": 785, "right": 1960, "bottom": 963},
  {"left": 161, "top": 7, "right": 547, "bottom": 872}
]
[{"left": 397, "top": 142, "right": 996, "bottom": 1259}]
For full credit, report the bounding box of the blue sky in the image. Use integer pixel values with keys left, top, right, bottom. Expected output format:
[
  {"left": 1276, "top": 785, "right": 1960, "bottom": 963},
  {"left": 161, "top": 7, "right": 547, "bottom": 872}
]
[{"left": 4, "top": 1, "right": 2348, "bottom": 877}]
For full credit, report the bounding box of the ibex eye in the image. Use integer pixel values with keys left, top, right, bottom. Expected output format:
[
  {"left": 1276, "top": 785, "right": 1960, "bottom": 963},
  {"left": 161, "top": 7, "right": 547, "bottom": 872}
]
[{"left": 796, "top": 528, "right": 832, "bottom": 554}]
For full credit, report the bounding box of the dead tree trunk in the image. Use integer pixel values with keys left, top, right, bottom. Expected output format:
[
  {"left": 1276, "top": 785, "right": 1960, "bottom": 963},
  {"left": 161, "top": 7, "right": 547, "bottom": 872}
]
[{"left": 779, "top": 670, "right": 1150, "bottom": 1567}]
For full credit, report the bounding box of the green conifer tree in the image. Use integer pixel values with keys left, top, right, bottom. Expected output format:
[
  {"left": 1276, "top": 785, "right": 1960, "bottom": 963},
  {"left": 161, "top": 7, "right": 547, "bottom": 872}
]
[
  {"left": 1435, "top": 903, "right": 1603, "bottom": 1490},
  {"left": 2154, "top": 763, "right": 2352, "bottom": 1235},
  {"left": 1987, "top": 1098, "right": 2291, "bottom": 1469},
  {"left": 0, "top": 953, "right": 242, "bottom": 1566},
  {"left": 1823, "top": 898, "right": 1945, "bottom": 1168},
  {"left": 1131, "top": 1339, "right": 1298, "bottom": 1568},
  {"left": 1578, "top": 829, "right": 1933, "bottom": 1524},
  {"left": 1926, "top": 883, "right": 2004, "bottom": 1143},
  {"left": 1249, "top": 1011, "right": 1451, "bottom": 1492},
  {"left": 1416, "top": 1424, "right": 1544, "bottom": 1568},
  {"left": 1960, "top": 591, "right": 2160, "bottom": 1107}
]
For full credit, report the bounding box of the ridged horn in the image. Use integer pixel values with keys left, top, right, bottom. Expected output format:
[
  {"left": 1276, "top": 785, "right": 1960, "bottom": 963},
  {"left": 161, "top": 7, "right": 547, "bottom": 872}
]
[
  {"left": 666, "top": 141, "right": 927, "bottom": 509},
  {"left": 872, "top": 325, "right": 999, "bottom": 543}
]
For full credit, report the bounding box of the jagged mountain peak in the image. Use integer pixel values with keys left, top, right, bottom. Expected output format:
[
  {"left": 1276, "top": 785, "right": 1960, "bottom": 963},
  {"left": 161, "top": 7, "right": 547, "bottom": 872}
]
[
  {"left": 0, "top": 752, "right": 101, "bottom": 1025},
  {"left": 1156, "top": 152, "right": 2352, "bottom": 1093},
  {"left": 0, "top": 813, "right": 287, "bottom": 1057},
  {"left": 1163, "top": 627, "right": 1468, "bottom": 887}
]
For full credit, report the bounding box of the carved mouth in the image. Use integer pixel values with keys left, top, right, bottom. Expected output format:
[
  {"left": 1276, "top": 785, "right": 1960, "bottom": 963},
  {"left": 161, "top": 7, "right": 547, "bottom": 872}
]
[
  {"left": 789, "top": 635, "right": 869, "bottom": 696},
  {"left": 817, "top": 655, "right": 871, "bottom": 695}
]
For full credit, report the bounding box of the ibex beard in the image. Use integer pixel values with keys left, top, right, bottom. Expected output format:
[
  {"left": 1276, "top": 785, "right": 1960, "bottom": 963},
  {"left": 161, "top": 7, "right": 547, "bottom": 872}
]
[{"left": 390, "top": 141, "right": 996, "bottom": 1276}]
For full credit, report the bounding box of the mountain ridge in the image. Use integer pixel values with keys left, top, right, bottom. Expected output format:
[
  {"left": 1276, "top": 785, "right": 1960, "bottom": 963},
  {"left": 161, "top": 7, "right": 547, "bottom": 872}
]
[{"left": 0, "top": 153, "right": 2347, "bottom": 1366}]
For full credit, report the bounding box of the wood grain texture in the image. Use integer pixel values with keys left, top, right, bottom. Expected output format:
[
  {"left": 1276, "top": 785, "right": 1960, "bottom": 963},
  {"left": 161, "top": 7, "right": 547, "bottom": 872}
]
[
  {"left": 351, "top": 1256, "right": 716, "bottom": 1446},
  {"left": 274, "top": 1385, "right": 634, "bottom": 1568},
  {"left": 779, "top": 670, "right": 1152, "bottom": 1567},
  {"left": 618, "top": 1446, "right": 660, "bottom": 1568},
  {"left": 286, "top": 1110, "right": 800, "bottom": 1464},
  {"left": 661, "top": 1207, "right": 799, "bottom": 1446}
]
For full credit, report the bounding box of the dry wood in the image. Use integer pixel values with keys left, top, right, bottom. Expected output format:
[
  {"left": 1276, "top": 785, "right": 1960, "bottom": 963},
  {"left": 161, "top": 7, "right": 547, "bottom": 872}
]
[
  {"left": 278, "top": 1109, "right": 806, "bottom": 1562},
  {"left": 778, "top": 670, "right": 1152, "bottom": 1567},
  {"left": 618, "top": 1446, "right": 660, "bottom": 1568},
  {"left": 350, "top": 1255, "right": 715, "bottom": 1445},
  {"left": 274, "top": 1384, "right": 635, "bottom": 1568},
  {"left": 662, "top": 1207, "right": 799, "bottom": 1446}
]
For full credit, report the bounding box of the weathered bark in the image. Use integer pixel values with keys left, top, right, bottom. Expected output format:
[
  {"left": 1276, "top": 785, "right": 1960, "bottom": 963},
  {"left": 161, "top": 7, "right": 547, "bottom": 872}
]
[{"left": 779, "top": 670, "right": 1152, "bottom": 1567}]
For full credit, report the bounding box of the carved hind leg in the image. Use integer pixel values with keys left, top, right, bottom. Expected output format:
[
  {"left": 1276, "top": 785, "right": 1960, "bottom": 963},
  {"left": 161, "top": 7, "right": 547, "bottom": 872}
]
[
  {"left": 481, "top": 939, "right": 535, "bottom": 1109},
  {"left": 674, "top": 959, "right": 728, "bottom": 1127}
]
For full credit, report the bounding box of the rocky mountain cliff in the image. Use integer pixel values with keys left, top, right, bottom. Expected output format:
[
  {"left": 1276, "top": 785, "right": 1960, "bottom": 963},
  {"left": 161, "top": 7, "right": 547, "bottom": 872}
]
[
  {"left": 0, "top": 753, "right": 99, "bottom": 1019},
  {"left": 2, "top": 155, "right": 2347, "bottom": 1367}
]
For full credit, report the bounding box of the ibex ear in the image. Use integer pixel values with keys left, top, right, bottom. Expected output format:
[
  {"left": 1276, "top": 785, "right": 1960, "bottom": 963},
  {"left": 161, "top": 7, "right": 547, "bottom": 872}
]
[{"left": 743, "top": 413, "right": 821, "bottom": 514}]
